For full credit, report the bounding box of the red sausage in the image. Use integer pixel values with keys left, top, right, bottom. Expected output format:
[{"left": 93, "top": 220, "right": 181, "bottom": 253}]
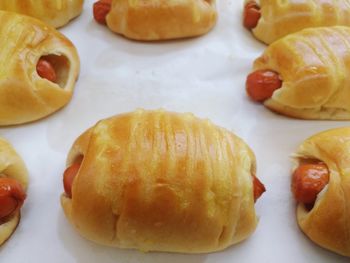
[
  {"left": 93, "top": 0, "right": 112, "bottom": 25},
  {"left": 292, "top": 162, "right": 329, "bottom": 205},
  {"left": 243, "top": 1, "right": 261, "bottom": 30},
  {"left": 246, "top": 70, "right": 282, "bottom": 102},
  {"left": 0, "top": 178, "right": 26, "bottom": 221},
  {"left": 63, "top": 162, "right": 82, "bottom": 198},
  {"left": 37, "top": 59, "right": 57, "bottom": 83},
  {"left": 253, "top": 175, "right": 265, "bottom": 202}
]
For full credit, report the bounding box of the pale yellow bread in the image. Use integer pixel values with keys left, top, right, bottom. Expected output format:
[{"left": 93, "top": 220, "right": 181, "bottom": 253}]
[
  {"left": 61, "top": 109, "right": 259, "bottom": 253},
  {"left": 0, "top": 11, "right": 80, "bottom": 126},
  {"left": 0, "top": 212, "right": 20, "bottom": 246},
  {"left": 249, "top": 0, "right": 350, "bottom": 44},
  {"left": 105, "top": 0, "right": 217, "bottom": 40},
  {"left": 251, "top": 26, "right": 350, "bottom": 120},
  {"left": 293, "top": 127, "right": 350, "bottom": 257},
  {"left": 0, "top": 138, "right": 28, "bottom": 246},
  {"left": 0, "top": 0, "right": 83, "bottom": 28}
]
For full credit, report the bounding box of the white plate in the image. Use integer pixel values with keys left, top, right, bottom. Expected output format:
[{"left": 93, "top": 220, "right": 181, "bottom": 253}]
[{"left": 1, "top": 0, "right": 349, "bottom": 262}]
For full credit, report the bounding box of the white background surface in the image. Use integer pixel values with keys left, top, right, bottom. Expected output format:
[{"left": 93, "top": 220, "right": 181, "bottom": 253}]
[{"left": 1, "top": 0, "right": 349, "bottom": 262}]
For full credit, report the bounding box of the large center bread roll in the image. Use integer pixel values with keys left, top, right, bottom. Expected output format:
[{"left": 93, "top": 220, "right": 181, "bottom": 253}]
[{"left": 61, "top": 109, "right": 265, "bottom": 253}]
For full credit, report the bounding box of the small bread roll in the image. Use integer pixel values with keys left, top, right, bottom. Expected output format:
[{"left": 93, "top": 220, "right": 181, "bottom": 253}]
[
  {"left": 0, "top": 0, "right": 83, "bottom": 28},
  {"left": 61, "top": 109, "right": 263, "bottom": 253},
  {"left": 0, "top": 138, "right": 28, "bottom": 246},
  {"left": 248, "top": 26, "right": 350, "bottom": 120},
  {"left": 246, "top": 0, "right": 350, "bottom": 44},
  {"left": 105, "top": 0, "right": 217, "bottom": 40},
  {"left": 292, "top": 127, "right": 350, "bottom": 257},
  {"left": 0, "top": 11, "right": 80, "bottom": 126}
]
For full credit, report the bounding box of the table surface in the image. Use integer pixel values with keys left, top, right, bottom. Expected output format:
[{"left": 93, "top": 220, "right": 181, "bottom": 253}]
[{"left": 1, "top": 0, "right": 349, "bottom": 262}]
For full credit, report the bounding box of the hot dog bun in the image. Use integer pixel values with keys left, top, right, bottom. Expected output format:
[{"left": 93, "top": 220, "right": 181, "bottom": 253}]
[
  {"left": 250, "top": 26, "right": 350, "bottom": 120},
  {"left": 0, "top": 0, "right": 83, "bottom": 28},
  {"left": 0, "top": 11, "right": 80, "bottom": 126},
  {"left": 249, "top": 0, "right": 350, "bottom": 44},
  {"left": 293, "top": 127, "right": 350, "bottom": 257},
  {"left": 105, "top": 0, "right": 217, "bottom": 40},
  {"left": 61, "top": 109, "right": 261, "bottom": 253},
  {"left": 0, "top": 138, "right": 28, "bottom": 246}
]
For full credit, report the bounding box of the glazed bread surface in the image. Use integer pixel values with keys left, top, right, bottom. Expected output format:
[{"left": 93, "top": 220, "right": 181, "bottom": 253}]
[
  {"left": 0, "top": 0, "right": 84, "bottom": 28},
  {"left": 293, "top": 127, "right": 350, "bottom": 256},
  {"left": 252, "top": 26, "right": 350, "bottom": 120},
  {"left": 106, "top": 0, "right": 217, "bottom": 40},
  {"left": 61, "top": 109, "right": 259, "bottom": 253},
  {"left": 0, "top": 138, "right": 28, "bottom": 246},
  {"left": 0, "top": 11, "right": 80, "bottom": 126},
  {"left": 251, "top": 0, "right": 350, "bottom": 44}
]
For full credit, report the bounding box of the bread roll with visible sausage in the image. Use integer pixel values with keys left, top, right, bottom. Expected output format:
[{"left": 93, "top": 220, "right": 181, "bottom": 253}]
[
  {"left": 0, "top": 138, "right": 28, "bottom": 246},
  {"left": 247, "top": 26, "right": 350, "bottom": 120},
  {"left": 95, "top": 0, "right": 217, "bottom": 40},
  {"left": 244, "top": 0, "right": 350, "bottom": 44},
  {"left": 0, "top": 11, "right": 80, "bottom": 126},
  {"left": 292, "top": 127, "right": 350, "bottom": 257},
  {"left": 0, "top": 0, "right": 83, "bottom": 28},
  {"left": 61, "top": 109, "right": 264, "bottom": 253}
]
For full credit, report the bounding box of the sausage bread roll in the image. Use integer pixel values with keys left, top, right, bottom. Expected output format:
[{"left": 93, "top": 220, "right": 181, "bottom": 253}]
[
  {"left": 0, "top": 11, "right": 80, "bottom": 126},
  {"left": 0, "top": 0, "right": 83, "bottom": 28},
  {"left": 92, "top": 0, "right": 217, "bottom": 41},
  {"left": 61, "top": 109, "right": 265, "bottom": 253},
  {"left": 245, "top": 26, "right": 350, "bottom": 120},
  {"left": 291, "top": 127, "right": 350, "bottom": 256},
  {"left": 243, "top": 0, "right": 350, "bottom": 44},
  {"left": 0, "top": 138, "right": 28, "bottom": 246}
]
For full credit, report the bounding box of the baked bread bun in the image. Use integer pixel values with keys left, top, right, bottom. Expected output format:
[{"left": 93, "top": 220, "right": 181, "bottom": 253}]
[
  {"left": 291, "top": 127, "right": 350, "bottom": 257},
  {"left": 0, "top": 0, "right": 83, "bottom": 28},
  {"left": 0, "top": 11, "right": 80, "bottom": 126},
  {"left": 61, "top": 109, "right": 265, "bottom": 253},
  {"left": 0, "top": 138, "right": 28, "bottom": 246},
  {"left": 93, "top": 0, "right": 217, "bottom": 41},
  {"left": 245, "top": 26, "right": 350, "bottom": 120},
  {"left": 243, "top": 0, "right": 350, "bottom": 44}
]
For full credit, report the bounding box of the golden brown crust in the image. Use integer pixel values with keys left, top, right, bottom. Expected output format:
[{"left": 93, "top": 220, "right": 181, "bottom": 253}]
[
  {"left": 251, "top": 0, "right": 350, "bottom": 44},
  {"left": 61, "top": 109, "right": 259, "bottom": 253},
  {"left": 106, "top": 0, "right": 217, "bottom": 40},
  {"left": 0, "top": 137, "right": 28, "bottom": 246},
  {"left": 251, "top": 26, "right": 350, "bottom": 120},
  {"left": 293, "top": 127, "right": 350, "bottom": 256},
  {"left": 0, "top": 0, "right": 84, "bottom": 28},
  {"left": 0, "top": 11, "right": 80, "bottom": 126}
]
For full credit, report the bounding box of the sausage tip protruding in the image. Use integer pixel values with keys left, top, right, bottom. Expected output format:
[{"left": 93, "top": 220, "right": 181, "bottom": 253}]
[
  {"left": 253, "top": 175, "right": 265, "bottom": 202},
  {"left": 93, "top": 0, "right": 112, "bottom": 25},
  {"left": 37, "top": 58, "right": 57, "bottom": 83},
  {"left": 243, "top": 1, "right": 261, "bottom": 30},
  {"left": 292, "top": 162, "right": 329, "bottom": 206},
  {"left": 63, "top": 162, "right": 82, "bottom": 198},
  {"left": 0, "top": 178, "right": 26, "bottom": 221},
  {"left": 246, "top": 69, "right": 282, "bottom": 102}
]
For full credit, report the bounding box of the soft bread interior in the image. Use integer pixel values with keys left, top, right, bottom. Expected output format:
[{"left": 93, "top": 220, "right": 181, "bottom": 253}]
[
  {"left": 35, "top": 52, "right": 74, "bottom": 91},
  {"left": 38, "top": 54, "right": 70, "bottom": 88},
  {"left": 0, "top": 211, "right": 20, "bottom": 246}
]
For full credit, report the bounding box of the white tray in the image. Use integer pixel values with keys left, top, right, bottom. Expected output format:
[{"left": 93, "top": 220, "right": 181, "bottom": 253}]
[{"left": 1, "top": 0, "right": 349, "bottom": 262}]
